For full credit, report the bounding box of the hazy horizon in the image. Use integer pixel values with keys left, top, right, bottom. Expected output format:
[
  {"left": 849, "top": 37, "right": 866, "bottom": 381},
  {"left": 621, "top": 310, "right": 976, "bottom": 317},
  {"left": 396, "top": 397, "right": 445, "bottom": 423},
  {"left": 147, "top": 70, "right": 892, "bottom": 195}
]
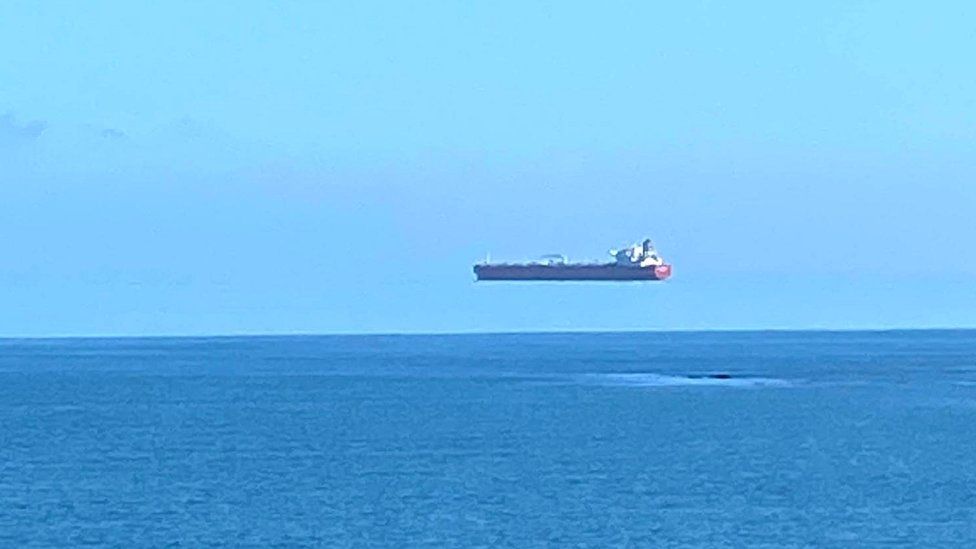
[{"left": 4, "top": 326, "right": 976, "bottom": 342}]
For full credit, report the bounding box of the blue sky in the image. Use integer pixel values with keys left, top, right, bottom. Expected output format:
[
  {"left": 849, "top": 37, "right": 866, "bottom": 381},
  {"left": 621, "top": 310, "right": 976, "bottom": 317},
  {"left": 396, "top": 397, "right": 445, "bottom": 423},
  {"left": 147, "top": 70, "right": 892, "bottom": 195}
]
[{"left": 1, "top": 1, "right": 975, "bottom": 336}]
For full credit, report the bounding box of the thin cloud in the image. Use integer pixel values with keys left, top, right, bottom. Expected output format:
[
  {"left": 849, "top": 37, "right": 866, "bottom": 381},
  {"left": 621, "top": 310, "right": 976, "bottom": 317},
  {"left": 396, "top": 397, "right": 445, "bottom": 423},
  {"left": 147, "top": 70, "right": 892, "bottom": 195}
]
[
  {"left": 100, "top": 127, "right": 127, "bottom": 140},
  {"left": 0, "top": 113, "right": 46, "bottom": 146}
]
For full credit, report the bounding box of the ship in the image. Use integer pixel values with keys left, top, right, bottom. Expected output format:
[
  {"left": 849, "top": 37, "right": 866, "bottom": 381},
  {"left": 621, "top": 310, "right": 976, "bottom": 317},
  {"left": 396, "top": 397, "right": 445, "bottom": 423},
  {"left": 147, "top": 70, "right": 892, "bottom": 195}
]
[{"left": 474, "top": 239, "right": 672, "bottom": 281}]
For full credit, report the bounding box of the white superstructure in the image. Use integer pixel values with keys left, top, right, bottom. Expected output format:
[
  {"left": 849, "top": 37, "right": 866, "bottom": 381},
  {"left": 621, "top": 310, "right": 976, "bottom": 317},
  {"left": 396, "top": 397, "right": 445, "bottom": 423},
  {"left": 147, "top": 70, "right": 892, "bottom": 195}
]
[{"left": 611, "top": 239, "right": 664, "bottom": 267}]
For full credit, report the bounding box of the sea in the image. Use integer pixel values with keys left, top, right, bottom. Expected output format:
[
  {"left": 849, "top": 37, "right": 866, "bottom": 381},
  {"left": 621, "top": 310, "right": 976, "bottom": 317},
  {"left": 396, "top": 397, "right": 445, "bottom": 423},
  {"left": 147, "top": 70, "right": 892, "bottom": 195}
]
[{"left": 1, "top": 330, "right": 975, "bottom": 547}]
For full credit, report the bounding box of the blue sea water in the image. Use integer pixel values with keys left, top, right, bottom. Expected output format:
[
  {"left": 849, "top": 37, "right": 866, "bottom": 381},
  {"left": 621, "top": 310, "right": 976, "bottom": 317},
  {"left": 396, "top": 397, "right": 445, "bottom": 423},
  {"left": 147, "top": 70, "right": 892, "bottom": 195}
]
[{"left": 1, "top": 331, "right": 976, "bottom": 547}]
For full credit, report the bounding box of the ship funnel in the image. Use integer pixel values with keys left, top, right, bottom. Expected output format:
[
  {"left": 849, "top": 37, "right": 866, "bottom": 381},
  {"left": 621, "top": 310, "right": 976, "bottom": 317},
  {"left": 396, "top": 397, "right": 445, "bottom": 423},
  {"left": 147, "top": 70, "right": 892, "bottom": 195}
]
[{"left": 642, "top": 239, "right": 654, "bottom": 254}]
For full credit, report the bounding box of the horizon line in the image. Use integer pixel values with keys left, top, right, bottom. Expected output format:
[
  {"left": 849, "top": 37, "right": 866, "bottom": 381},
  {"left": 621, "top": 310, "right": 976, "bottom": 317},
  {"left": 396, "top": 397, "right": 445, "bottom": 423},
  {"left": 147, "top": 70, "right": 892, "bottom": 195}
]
[{"left": 2, "top": 326, "right": 975, "bottom": 341}]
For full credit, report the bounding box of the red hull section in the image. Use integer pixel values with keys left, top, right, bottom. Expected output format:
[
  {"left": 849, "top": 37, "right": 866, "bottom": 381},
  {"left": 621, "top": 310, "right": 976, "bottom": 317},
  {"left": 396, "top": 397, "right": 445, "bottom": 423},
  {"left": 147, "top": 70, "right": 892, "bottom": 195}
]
[{"left": 474, "top": 264, "right": 672, "bottom": 281}]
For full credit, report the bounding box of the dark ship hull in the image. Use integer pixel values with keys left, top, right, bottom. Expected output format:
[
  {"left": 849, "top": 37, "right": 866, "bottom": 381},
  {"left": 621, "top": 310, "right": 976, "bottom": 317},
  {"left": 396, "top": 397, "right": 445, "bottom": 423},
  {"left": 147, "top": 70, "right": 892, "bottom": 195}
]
[{"left": 474, "top": 263, "right": 672, "bottom": 281}]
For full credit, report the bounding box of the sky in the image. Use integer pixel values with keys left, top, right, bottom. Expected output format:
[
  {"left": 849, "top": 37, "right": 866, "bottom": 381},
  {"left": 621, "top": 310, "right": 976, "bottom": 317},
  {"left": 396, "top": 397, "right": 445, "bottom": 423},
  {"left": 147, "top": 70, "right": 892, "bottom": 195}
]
[{"left": 1, "top": 1, "right": 975, "bottom": 336}]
